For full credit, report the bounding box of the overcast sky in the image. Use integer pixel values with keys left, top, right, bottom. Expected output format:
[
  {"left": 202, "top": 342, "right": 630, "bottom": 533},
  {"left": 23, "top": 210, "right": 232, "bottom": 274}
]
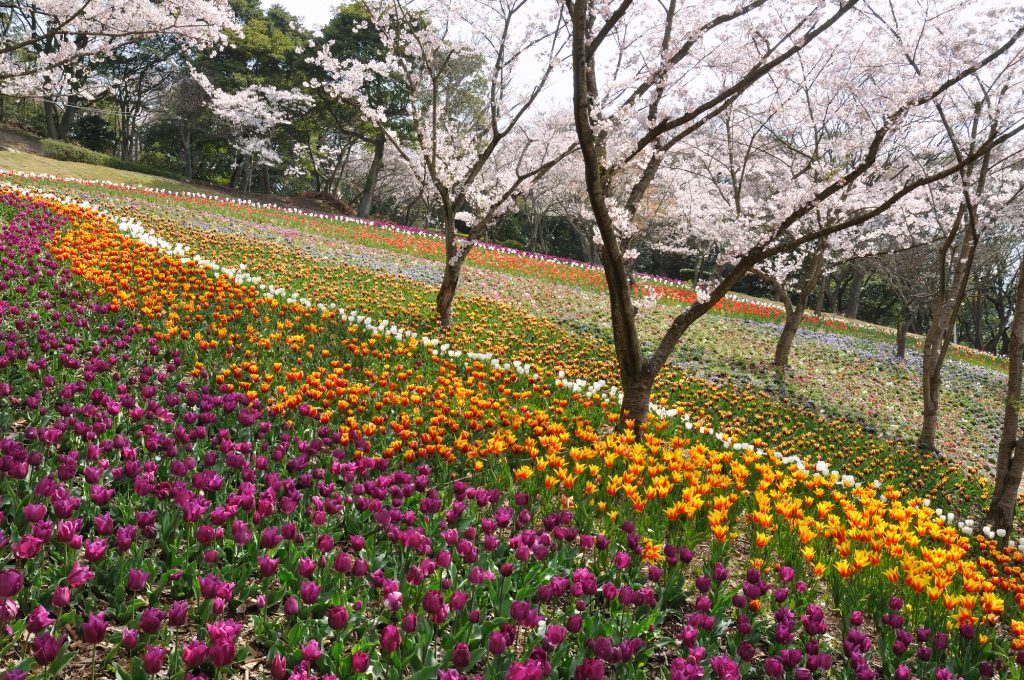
[{"left": 262, "top": 0, "right": 334, "bottom": 29}]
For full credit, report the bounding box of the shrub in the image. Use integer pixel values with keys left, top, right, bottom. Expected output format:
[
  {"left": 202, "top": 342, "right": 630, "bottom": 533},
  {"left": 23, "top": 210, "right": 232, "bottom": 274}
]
[{"left": 40, "top": 138, "right": 186, "bottom": 182}]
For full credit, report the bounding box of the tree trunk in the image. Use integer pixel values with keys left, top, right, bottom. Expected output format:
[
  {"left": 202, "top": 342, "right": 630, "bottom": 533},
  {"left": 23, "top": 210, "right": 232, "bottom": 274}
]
[
  {"left": 528, "top": 214, "right": 542, "bottom": 252},
  {"left": 358, "top": 132, "right": 386, "bottom": 218},
  {"left": 181, "top": 126, "right": 194, "bottom": 181},
  {"left": 986, "top": 260, "right": 1024, "bottom": 535},
  {"left": 920, "top": 364, "right": 941, "bottom": 450},
  {"left": 620, "top": 375, "right": 654, "bottom": 426},
  {"left": 261, "top": 166, "right": 272, "bottom": 194},
  {"left": 774, "top": 310, "right": 802, "bottom": 370},
  {"left": 770, "top": 242, "right": 825, "bottom": 372},
  {"left": 229, "top": 157, "right": 243, "bottom": 189},
  {"left": 241, "top": 158, "right": 254, "bottom": 195},
  {"left": 44, "top": 100, "right": 58, "bottom": 139},
  {"left": 845, "top": 267, "right": 864, "bottom": 319},
  {"left": 436, "top": 261, "right": 462, "bottom": 329},
  {"left": 437, "top": 210, "right": 472, "bottom": 329},
  {"left": 814, "top": 278, "right": 826, "bottom": 315},
  {"left": 918, "top": 211, "right": 979, "bottom": 451},
  {"left": 896, "top": 316, "right": 908, "bottom": 361}
]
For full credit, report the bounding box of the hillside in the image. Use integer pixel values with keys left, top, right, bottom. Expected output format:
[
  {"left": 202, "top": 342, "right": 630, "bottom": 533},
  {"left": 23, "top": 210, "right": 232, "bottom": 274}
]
[{"left": 1, "top": 168, "right": 1021, "bottom": 680}]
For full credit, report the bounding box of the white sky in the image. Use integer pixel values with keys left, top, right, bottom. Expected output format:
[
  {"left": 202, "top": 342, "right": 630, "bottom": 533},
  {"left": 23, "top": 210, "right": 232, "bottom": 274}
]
[{"left": 262, "top": 0, "right": 334, "bottom": 29}]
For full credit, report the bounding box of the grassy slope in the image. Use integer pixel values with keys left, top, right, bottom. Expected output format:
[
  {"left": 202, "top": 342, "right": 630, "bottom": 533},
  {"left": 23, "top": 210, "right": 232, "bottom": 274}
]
[{"left": 0, "top": 150, "right": 221, "bottom": 194}]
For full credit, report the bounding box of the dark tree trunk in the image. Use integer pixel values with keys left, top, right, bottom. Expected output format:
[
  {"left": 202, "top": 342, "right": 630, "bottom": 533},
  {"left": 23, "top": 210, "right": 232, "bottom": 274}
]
[
  {"left": 825, "top": 277, "right": 839, "bottom": 314},
  {"left": 987, "top": 260, "right": 1024, "bottom": 535},
  {"left": 814, "top": 277, "right": 826, "bottom": 315},
  {"left": 972, "top": 291, "right": 984, "bottom": 350},
  {"left": 261, "top": 166, "right": 272, "bottom": 194},
  {"left": 845, "top": 267, "right": 864, "bottom": 319},
  {"left": 358, "top": 132, "right": 386, "bottom": 218},
  {"left": 528, "top": 214, "right": 542, "bottom": 252},
  {"left": 896, "top": 315, "right": 908, "bottom": 361},
  {"left": 44, "top": 100, "right": 58, "bottom": 139},
  {"left": 229, "top": 157, "right": 243, "bottom": 189}
]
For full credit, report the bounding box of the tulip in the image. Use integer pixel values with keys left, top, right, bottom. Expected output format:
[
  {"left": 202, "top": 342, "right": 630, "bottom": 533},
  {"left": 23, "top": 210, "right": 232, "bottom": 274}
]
[
  {"left": 182, "top": 639, "right": 208, "bottom": 667},
  {"left": 32, "top": 632, "right": 63, "bottom": 665},
  {"left": 489, "top": 630, "right": 508, "bottom": 655},
  {"left": 302, "top": 640, "right": 322, "bottom": 663},
  {"left": 270, "top": 654, "right": 288, "bottom": 679},
  {"left": 0, "top": 570, "right": 23, "bottom": 597},
  {"left": 138, "top": 607, "right": 165, "bottom": 634},
  {"left": 328, "top": 605, "right": 349, "bottom": 630},
  {"left": 51, "top": 586, "right": 71, "bottom": 609},
  {"left": 142, "top": 645, "right": 167, "bottom": 675},
  {"left": 452, "top": 642, "right": 471, "bottom": 668},
  {"left": 381, "top": 624, "right": 400, "bottom": 653},
  {"left": 169, "top": 600, "right": 188, "bottom": 626},
  {"left": 209, "top": 638, "right": 236, "bottom": 668},
  {"left": 122, "top": 628, "right": 139, "bottom": 650},
  {"left": 299, "top": 580, "right": 320, "bottom": 604},
  {"left": 82, "top": 612, "right": 107, "bottom": 644},
  {"left": 126, "top": 568, "right": 150, "bottom": 592},
  {"left": 351, "top": 651, "right": 369, "bottom": 673},
  {"left": 26, "top": 605, "right": 55, "bottom": 633}
]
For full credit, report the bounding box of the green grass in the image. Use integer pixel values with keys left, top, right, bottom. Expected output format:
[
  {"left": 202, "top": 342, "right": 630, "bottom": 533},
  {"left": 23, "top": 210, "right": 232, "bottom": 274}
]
[{"left": 0, "top": 149, "right": 225, "bottom": 195}]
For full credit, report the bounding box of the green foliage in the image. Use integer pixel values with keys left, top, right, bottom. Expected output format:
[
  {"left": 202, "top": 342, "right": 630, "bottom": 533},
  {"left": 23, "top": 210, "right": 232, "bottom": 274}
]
[
  {"left": 40, "top": 138, "right": 111, "bottom": 165},
  {"left": 68, "top": 114, "right": 116, "bottom": 153},
  {"left": 40, "top": 139, "right": 185, "bottom": 181}
]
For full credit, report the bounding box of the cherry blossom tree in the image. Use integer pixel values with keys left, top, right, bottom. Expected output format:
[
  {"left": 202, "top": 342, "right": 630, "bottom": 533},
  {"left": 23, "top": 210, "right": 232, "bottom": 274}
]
[
  {"left": 564, "top": 0, "right": 1024, "bottom": 425},
  {"left": 191, "top": 71, "right": 312, "bottom": 193},
  {"left": 897, "top": 50, "right": 1024, "bottom": 451},
  {"left": 313, "top": 0, "right": 575, "bottom": 328},
  {"left": 0, "top": 0, "right": 236, "bottom": 91}
]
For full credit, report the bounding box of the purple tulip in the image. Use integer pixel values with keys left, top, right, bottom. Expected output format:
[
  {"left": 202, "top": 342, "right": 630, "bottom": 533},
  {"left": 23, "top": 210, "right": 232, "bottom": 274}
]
[
  {"left": 452, "top": 642, "right": 471, "bottom": 668},
  {"left": 328, "top": 605, "right": 349, "bottom": 630},
  {"left": 142, "top": 645, "right": 167, "bottom": 675},
  {"left": 0, "top": 570, "right": 23, "bottom": 597},
  {"left": 26, "top": 605, "right": 55, "bottom": 633},
  {"left": 381, "top": 624, "right": 400, "bottom": 653},
  {"left": 209, "top": 638, "right": 236, "bottom": 668},
  {"left": 351, "top": 651, "right": 369, "bottom": 673},
  {"left": 299, "top": 580, "right": 320, "bottom": 604},
  {"left": 122, "top": 628, "right": 139, "bottom": 650},
  {"left": 182, "top": 639, "right": 208, "bottom": 667},
  {"left": 32, "top": 632, "right": 63, "bottom": 665},
  {"left": 126, "top": 568, "right": 150, "bottom": 592},
  {"left": 82, "top": 612, "right": 107, "bottom": 644}
]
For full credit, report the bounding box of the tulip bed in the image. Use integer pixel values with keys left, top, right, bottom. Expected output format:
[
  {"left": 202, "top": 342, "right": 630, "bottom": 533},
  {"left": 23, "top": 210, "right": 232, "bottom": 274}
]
[
  {"left": 1, "top": 185, "right": 1023, "bottom": 680},
  {"left": 0, "top": 173, "right": 1006, "bottom": 497}
]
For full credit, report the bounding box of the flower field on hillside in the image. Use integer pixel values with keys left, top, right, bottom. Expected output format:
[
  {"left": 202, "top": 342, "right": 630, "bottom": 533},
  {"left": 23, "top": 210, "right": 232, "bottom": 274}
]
[
  {"left": 1, "top": 185, "right": 1023, "bottom": 679},
  {"left": 0, "top": 172, "right": 1011, "bottom": 482}
]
